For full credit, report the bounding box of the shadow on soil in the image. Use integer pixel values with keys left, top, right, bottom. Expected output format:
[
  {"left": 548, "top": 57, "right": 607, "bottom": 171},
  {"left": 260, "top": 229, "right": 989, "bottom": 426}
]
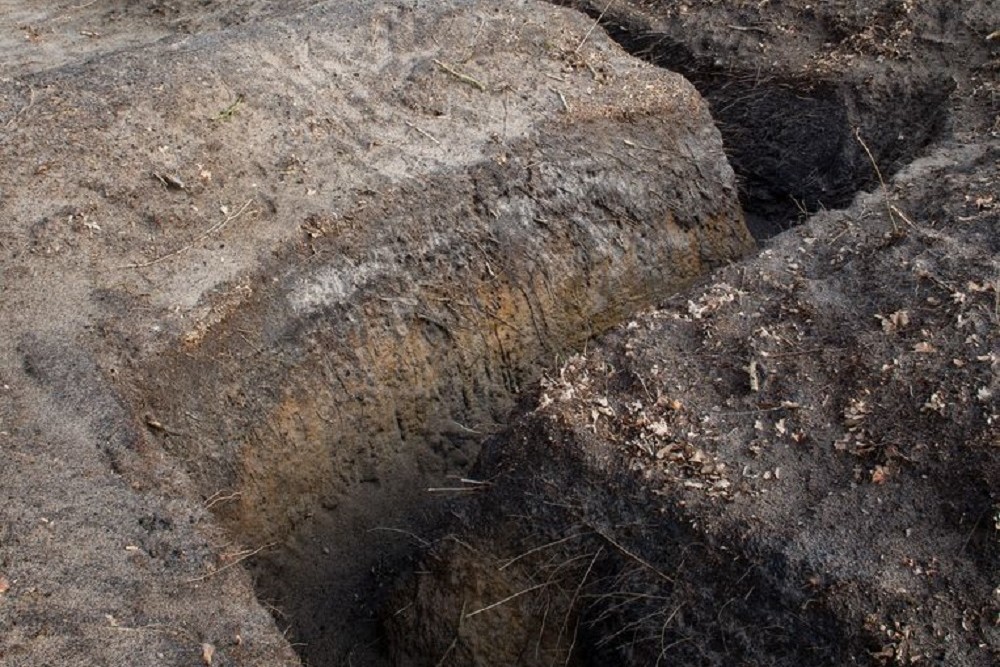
[{"left": 588, "top": 22, "right": 952, "bottom": 238}]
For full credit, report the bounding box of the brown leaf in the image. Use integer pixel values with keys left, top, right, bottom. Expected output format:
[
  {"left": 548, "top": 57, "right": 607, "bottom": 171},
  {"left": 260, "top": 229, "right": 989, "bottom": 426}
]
[
  {"left": 876, "top": 309, "right": 909, "bottom": 333},
  {"left": 201, "top": 643, "right": 215, "bottom": 666},
  {"left": 0, "top": 575, "right": 10, "bottom": 595}
]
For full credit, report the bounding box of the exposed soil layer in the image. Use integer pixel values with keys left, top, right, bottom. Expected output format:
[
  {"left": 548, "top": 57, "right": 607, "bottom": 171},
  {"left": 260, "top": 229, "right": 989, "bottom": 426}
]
[{"left": 0, "top": 2, "right": 752, "bottom": 666}]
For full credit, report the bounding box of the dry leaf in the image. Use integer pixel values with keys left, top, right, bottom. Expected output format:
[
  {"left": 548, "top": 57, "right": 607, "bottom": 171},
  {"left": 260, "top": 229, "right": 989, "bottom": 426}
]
[
  {"left": 844, "top": 397, "right": 870, "bottom": 428},
  {"left": 913, "top": 341, "right": 936, "bottom": 353},
  {"left": 655, "top": 445, "right": 674, "bottom": 460},
  {"left": 877, "top": 309, "right": 909, "bottom": 333},
  {"left": 647, "top": 421, "right": 671, "bottom": 437},
  {"left": 0, "top": 575, "right": 10, "bottom": 595},
  {"left": 967, "top": 280, "right": 992, "bottom": 293},
  {"left": 922, "top": 391, "right": 947, "bottom": 415},
  {"left": 201, "top": 643, "right": 215, "bottom": 666},
  {"left": 871, "top": 466, "right": 889, "bottom": 484}
]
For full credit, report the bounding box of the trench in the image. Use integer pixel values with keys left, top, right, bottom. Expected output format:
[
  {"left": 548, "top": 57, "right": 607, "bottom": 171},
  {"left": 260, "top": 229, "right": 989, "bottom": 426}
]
[
  {"left": 572, "top": 3, "right": 953, "bottom": 239},
  {"left": 146, "top": 12, "right": 956, "bottom": 667}
]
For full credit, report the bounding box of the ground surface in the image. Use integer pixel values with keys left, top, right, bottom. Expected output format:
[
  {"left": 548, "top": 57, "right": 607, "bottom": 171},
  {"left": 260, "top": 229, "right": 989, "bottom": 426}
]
[{"left": 0, "top": 1, "right": 997, "bottom": 667}]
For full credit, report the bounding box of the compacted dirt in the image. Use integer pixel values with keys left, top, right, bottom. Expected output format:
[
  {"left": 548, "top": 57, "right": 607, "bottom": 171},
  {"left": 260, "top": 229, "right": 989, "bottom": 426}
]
[{"left": 0, "top": 1, "right": 997, "bottom": 666}]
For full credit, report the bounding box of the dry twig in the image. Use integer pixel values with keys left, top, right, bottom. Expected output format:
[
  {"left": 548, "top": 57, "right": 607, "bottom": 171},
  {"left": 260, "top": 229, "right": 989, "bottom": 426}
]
[
  {"left": 499, "top": 531, "right": 590, "bottom": 571},
  {"left": 185, "top": 541, "right": 275, "bottom": 583},
  {"left": 588, "top": 523, "right": 673, "bottom": 583},
  {"left": 855, "top": 129, "right": 910, "bottom": 232},
  {"left": 463, "top": 582, "right": 548, "bottom": 619},
  {"left": 121, "top": 198, "right": 254, "bottom": 269},
  {"left": 574, "top": 0, "right": 615, "bottom": 54},
  {"left": 433, "top": 59, "right": 486, "bottom": 92}
]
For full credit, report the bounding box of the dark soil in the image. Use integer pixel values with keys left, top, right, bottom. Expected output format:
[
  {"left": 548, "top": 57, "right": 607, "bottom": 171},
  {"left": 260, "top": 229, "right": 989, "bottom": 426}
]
[
  {"left": 559, "top": 0, "right": 998, "bottom": 237},
  {"left": 387, "top": 147, "right": 1000, "bottom": 666}
]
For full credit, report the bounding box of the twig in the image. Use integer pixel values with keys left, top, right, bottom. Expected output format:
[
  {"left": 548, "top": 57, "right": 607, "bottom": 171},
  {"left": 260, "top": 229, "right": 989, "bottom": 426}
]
[
  {"left": 552, "top": 88, "right": 570, "bottom": 113},
  {"left": 574, "top": 0, "right": 615, "bottom": 55},
  {"left": 727, "top": 24, "right": 769, "bottom": 34},
  {"left": 761, "top": 347, "right": 845, "bottom": 359},
  {"left": 453, "top": 477, "right": 490, "bottom": 485},
  {"left": 121, "top": 198, "right": 254, "bottom": 269},
  {"left": 450, "top": 420, "right": 484, "bottom": 435},
  {"left": 655, "top": 603, "right": 685, "bottom": 666},
  {"left": 499, "top": 532, "right": 589, "bottom": 571},
  {"left": 204, "top": 490, "right": 242, "bottom": 510},
  {"left": 435, "top": 636, "right": 458, "bottom": 666},
  {"left": 435, "top": 602, "right": 466, "bottom": 666},
  {"left": 463, "top": 582, "right": 548, "bottom": 619},
  {"left": 5, "top": 87, "right": 36, "bottom": 129},
  {"left": 404, "top": 120, "right": 441, "bottom": 144},
  {"left": 558, "top": 547, "right": 603, "bottom": 664},
  {"left": 368, "top": 526, "right": 431, "bottom": 547},
  {"left": 889, "top": 204, "right": 919, "bottom": 230},
  {"left": 185, "top": 542, "right": 274, "bottom": 583},
  {"left": 433, "top": 59, "right": 486, "bottom": 92},
  {"left": 854, "top": 129, "right": 900, "bottom": 232},
  {"left": 144, "top": 415, "right": 187, "bottom": 437},
  {"left": 588, "top": 523, "right": 673, "bottom": 583},
  {"left": 426, "top": 486, "right": 486, "bottom": 493},
  {"left": 716, "top": 403, "right": 807, "bottom": 416}
]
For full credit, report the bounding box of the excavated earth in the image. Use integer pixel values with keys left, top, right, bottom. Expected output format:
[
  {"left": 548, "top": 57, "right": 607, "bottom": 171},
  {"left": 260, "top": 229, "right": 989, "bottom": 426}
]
[{"left": 0, "top": 1, "right": 997, "bottom": 666}]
